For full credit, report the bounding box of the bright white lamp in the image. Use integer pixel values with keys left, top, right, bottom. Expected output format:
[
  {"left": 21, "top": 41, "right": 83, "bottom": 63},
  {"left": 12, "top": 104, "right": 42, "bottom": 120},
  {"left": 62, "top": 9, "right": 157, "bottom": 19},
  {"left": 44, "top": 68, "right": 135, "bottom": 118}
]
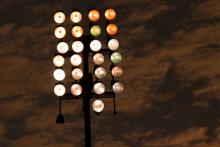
[
  {"left": 90, "top": 40, "right": 101, "bottom": 52},
  {"left": 108, "top": 39, "right": 119, "bottom": 51},
  {"left": 70, "top": 54, "right": 82, "bottom": 66},
  {"left": 72, "top": 41, "right": 84, "bottom": 53},
  {"left": 54, "top": 84, "right": 66, "bottom": 96},
  {"left": 53, "top": 55, "right": 65, "bottom": 67},
  {"left": 92, "top": 100, "right": 104, "bottom": 113},
  {"left": 93, "top": 83, "right": 105, "bottom": 95},
  {"left": 53, "top": 69, "right": 65, "bottom": 81},
  {"left": 55, "top": 27, "right": 66, "bottom": 39},
  {"left": 57, "top": 42, "right": 69, "bottom": 54},
  {"left": 54, "top": 12, "right": 65, "bottom": 24},
  {"left": 71, "top": 84, "right": 82, "bottom": 96},
  {"left": 72, "top": 68, "right": 83, "bottom": 80},
  {"left": 70, "top": 11, "right": 82, "bottom": 23}
]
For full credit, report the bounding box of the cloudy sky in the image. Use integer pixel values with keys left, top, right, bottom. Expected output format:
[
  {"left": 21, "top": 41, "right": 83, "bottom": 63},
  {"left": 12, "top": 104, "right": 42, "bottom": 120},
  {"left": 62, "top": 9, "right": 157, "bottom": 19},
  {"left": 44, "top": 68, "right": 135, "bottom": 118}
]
[{"left": 0, "top": 0, "right": 220, "bottom": 146}]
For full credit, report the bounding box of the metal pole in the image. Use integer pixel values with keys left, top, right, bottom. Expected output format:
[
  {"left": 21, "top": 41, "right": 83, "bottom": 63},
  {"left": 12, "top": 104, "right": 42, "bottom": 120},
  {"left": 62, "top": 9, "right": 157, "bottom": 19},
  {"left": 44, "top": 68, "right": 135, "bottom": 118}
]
[{"left": 82, "top": 35, "right": 92, "bottom": 147}]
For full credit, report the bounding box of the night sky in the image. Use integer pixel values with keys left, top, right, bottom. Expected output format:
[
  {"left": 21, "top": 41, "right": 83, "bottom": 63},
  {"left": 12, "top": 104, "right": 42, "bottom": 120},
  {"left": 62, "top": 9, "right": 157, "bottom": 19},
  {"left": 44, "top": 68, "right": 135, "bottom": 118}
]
[{"left": 1, "top": 0, "right": 220, "bottom": 146}]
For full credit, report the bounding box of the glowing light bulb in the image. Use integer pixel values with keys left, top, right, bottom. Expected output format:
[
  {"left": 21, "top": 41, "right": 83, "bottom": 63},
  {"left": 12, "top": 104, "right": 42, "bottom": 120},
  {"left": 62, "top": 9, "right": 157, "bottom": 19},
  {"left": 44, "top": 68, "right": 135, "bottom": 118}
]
[
  {"left": 57, "top": 42, "right": 69, "bottom": 54},
  {"left": 72, "top": 68, "right": 83, "bottom": 80},
  {"left": 72, "top": 41, "right": 84, "bottom": 53},
  {"left": 88, "top": 10, "right": 100, "bottom": 22},
  {"left": 108, "top": 39, "right": 119, "bottom": 51},
  {"left": 92, "top": 100, "right": 104, "bottom": 113},
  {"left": 70, "top": 54, "right": 82, "bottom": 66},
  {"left": 70, "top": 11, "right": 82, "bottom": 23},
  {"left": 72, "top": 26, "right": 83, "bottom": 38},
  {"left": 111, "top": 66, "right": 123, "bottom": 78},
  {"left": 105, "top": 9, "right": 116, "bottom": 21},
  {"left": 111, "top": 52, "right": 122, "bottom": 64},
  {"left": 90, "top": 40, "right": 101, "bottom": 52},
  {"left": 93, "top": 83, "right": 105, "bottom": 95},
  {"left": 53, "top": 55, "right": 65, "bottom": 67},
  {"left": 93, "top": 53, "right": 104, "bottom": 65},
  {"left": 53, "top": 69, "right": 65, "bottom": 81},
  {"left": 71, "top": 84, "right": 82, "bottom": 96},
  {"left": 55, "top": 27, "right": 66, "bottom": 38},
  {"left": 95, "top": 67, "right": 106, "bottom": 79},
  {"left": 54, "top": 84, "right": 66, "bottom": 96},
  {"left": 112, "top": 82, "right": 124, "bottom": 94},
  {"left": 90, "top": 25, "right": 101, "bottom": 37},
  {"left": 54, "top": 12, "right": 65, "bottom": 24},
  {"left": 106, "top": 24, "right": 118, "bottom": 36}
]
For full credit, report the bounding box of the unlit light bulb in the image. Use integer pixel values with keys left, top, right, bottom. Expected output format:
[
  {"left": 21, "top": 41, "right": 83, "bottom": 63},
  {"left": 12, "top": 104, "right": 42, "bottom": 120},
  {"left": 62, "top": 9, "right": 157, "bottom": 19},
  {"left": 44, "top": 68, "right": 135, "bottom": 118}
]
[
  {"left": 93, "top": 53, "right": 104, "bottom": 65},
  {"left": 92, "top": 100, "right": 104, "bottom": 113},
  {"left": 72, "top": 68, "right": 83, "bottom": 80},
  {"left": 70, "top": 54, "right": 82, "bottom": 66},
  {"left": 108, "top": 39, "right": 119, "bottom": 51},
  {"left": 111, "top": 66, "right": 123, "bottom": 78},
  {"left": 71, "top": 84, "right": 82, "bottom": 96},
  {"left": 111, "top": 52, "right": 122, "bottom": 64},
  {"left": 95, "top": 67, "right": 106, "bottom": 79},
  {"left": 53, "top": 55, "right": 65, "bottom": 67},
  {"left": 112, "top": 82, "right": 124, "bottom": 94},
  {"left": 93, "top": 83, "right": 105, "bottom": 95},
  {"left": 53, "top": 69, "right": 65, "bottom": 81},
  {"left": 54, "top": 84, "right": 66, "bottom": 96}
]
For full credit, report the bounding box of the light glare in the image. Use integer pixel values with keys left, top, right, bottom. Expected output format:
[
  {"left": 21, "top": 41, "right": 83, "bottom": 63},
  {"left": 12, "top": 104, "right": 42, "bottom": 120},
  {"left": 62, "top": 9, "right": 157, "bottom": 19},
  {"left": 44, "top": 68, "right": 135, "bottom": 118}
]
[
  {"left": 94, "top": 83, "right": 105, "bottom": 95},
  {"left": 70, "top": 54, "right": 82, "bottom": 66},
  {"left": 57, "top": 42, "right": 69, "bottom": 54},
  {"left": 54, "top": 12, "right": 65, "bottom": 24},
  {"left": 54, "top": 84, "right": 66, "bottom": 96},
  {"left": 72, "top": 41, "right": 84, "bottom": 53},
  {"left": 53, "top": 55, "right": 65, "bottom": 67},
  {"left": 53, "top": 69, "right": 65, "bottom": 81},
  {"left": 70, "top": 11, "right": 82, "bottom": 23},
  {"left": 55, "top": 27, "right": 66, "bottom": 38},
  {"left": 108, "top": 39, "right": 119, "bottom": 51},
  {"left": 90, "top": 40, "right": 102, "bottom": 52},
  {"left": 92, "top": 100, "right": 104, "bottom": 113}
]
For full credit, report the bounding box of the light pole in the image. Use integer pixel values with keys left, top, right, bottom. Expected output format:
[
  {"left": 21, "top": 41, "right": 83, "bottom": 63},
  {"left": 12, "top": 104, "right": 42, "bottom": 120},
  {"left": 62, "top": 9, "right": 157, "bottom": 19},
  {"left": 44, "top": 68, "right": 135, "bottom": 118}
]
[{"left": 53, "top": 8, "right": 124, "bottom": 147}]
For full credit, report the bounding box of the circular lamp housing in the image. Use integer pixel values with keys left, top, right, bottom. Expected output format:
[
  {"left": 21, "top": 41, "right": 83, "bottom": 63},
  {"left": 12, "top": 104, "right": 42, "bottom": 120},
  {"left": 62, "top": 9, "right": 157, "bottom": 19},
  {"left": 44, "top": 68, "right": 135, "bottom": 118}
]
[
  {"left": 57, "top": 42, "right": 69, "bottom": 54},
  {"left": 72, "top": 26, "right": 83, "bottom": 38},
  {"left": 72, "top": 68, "right": 83, "bottom": 80},
  {"left": 71, "top": 84, "right": 82, "bottom": 96},
  {"left": 70, "top": 11, "right": 82, "bottom": 23},
  {"left": 54, "top": 12, "right": 65, "bottom": 24},
  {"left": 90, "top": 40, "right": 102, "bottom": 52},
  {"left": 93, "top": 83, "right": 105, "bottom": 95},
  {"left": 53, "top": 69, "right": 65, "bottom": 81},
  {"left": 93, "top": 53, "right": 104, "bottom": 65},
  {"left": 108, "top": 39, "right": 119, "bottom": 51},
  {"left": 95, "top": 67, "right": 106, "bottom": 79},
  {"left": 55, "top": 27, "right": 66, "bottom": 39},
  {"left": 70, "top": 54, "right": 82, "bottom": 66},
  {"left": 106, "top": 24, "right": 118, "bottom": 36},
  {"left": 72, "top": 41, "right": 84, "bottom": 53},
  {"left": 92, "top": 100, "right": 104, "bottom": 113},
  {"left": 90, "top": 25, "right": 101, "bottom": 37},
  {"left": 105, "top": 9, "right": 116, "bottom": 21},
  {"left": 88, "top": 10, "right": 100, "bottom": 22},
  {"left": 53, "top": 55, "right": 65, "bottom": 67},
  {"left": 54, "top": 84, "right": 66, "bottom": 96},
  {"left": 111, "top": 52, "right": 122, "bottom": 64},
  {"left": 113, "top": 82, "right": 124, "bottom": 94},
  {"left": 111, "top": 66, "right": 123, "bottom": 78}
]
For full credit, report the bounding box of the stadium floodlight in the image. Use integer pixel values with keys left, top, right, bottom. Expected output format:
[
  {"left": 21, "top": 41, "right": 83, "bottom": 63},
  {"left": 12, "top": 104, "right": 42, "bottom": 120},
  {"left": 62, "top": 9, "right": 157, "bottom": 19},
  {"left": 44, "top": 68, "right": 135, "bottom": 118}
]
[{"left": 53, "top": 8, "right": 123, "bottom": 147}]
